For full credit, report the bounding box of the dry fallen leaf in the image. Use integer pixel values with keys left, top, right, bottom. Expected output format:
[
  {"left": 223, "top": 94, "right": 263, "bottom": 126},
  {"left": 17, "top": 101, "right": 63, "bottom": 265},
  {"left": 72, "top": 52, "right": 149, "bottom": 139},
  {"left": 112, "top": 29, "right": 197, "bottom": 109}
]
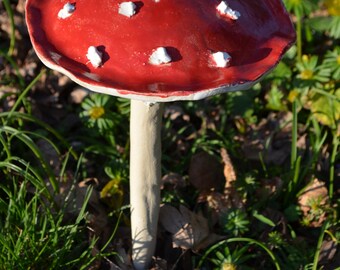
[
  {"left": 221, "top": 148, "right": 236, "bottom": 184},
  {"left": 150, "top": 257, "right": 168, "bottom": 270},
  {"left": 318, "top": 240, "right": 338, "bottom": 265},
  {"left": 198, "top": 190, "right": 229, "bottom": 214},
  {"left": 221, "top": 148, "right": 244, "bottom": 209},
  {"left": 159, "top": 204, "right": 224, "bottom": 251},
  {"left": 113, "top": 239, "right": 134, "bottom": 270},
  {"left": 197, "top": 190, "right": 230, "bottom": 226},
  {"left": 298, "top": 178, "right": 329, "bottom": 227},
  {"left": 189, "top": 151, "right": 224, "bottom": 191},
  {"left": 161, "top": 173, "right": 186, "bottom": 190}
]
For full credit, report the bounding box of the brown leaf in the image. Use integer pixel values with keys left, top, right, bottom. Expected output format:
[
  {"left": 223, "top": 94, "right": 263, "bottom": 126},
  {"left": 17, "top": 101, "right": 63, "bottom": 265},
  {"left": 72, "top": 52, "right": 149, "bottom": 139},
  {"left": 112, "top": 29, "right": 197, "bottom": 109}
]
[
  {"left": 221, "top": 148, "right": 244, "bottom": 209},
  {"left": 150, "top": 257, "right": 168, "bottom": 270},
  {"left": 161, "top": 173, "right": 186, "bottom": 190},
  {"left": 178, "top": 206, "right": 207, "bottom": 250},
  {"left": 298, "top": 178, "right": 329, "bottom": 227},
  {"left": 221, "top": 148, "right": 236, "bottom": 185},
  {"left": 114, "top": 240, "right": 134, "bottom": 270},
  {"left": 198, "top": 191, "right": 229, "bottom": 214},
  {"left": 159, "top": 204, "right": 187, "bottom": 235},
  {"left": 189, "top": 151, "right": 223, "bottom": 191},
  {"left": 298, "top": 179, "right": 328, "bottom": 214},
  {"left": 197, "top": 190, "right": 230, "bottom": 225},
  {"left": 318, "top": 240, "right": 337, "bottom": 264},
  {"left": 159, "top": 205, "right": 193, "bottom": 250},
  {"left": 159, "top": 205, "right": 224, "bottom": 251}
]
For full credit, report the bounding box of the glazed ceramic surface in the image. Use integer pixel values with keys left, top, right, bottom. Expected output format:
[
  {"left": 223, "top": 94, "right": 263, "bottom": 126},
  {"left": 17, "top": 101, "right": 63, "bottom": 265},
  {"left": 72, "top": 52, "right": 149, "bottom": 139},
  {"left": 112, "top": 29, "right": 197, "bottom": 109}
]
[{"left": 26, "top": 0, "right": 296, "bottom": 102}]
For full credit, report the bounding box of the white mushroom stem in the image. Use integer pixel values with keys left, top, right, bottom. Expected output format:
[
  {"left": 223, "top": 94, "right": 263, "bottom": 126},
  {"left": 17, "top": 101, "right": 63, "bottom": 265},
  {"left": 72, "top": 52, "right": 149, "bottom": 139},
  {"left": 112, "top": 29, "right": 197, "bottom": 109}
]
[{"left": 130, "top": 99, "right": 163, "bottom": 270}]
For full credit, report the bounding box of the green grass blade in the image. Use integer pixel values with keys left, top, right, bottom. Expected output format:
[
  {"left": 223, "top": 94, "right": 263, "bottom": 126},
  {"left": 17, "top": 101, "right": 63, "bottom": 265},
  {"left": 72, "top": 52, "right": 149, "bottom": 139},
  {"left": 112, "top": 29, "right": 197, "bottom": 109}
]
[
  {"left": 290, "top": 100, "right": 298, "bottom": 170},
  {"left": 6, "top": 70, "right": 45, "bottom": 123},
  {"left": 329, "top": 132, "right": 339, "bottom": 200},
  {"left": 312, "top": 221, "right": 329, "bottom": 270},
  {"left": 198, "top": 237, "right": 281, "bottom": 270},
  {"left": 0, "top": 111, "right": 77, "bottom": 159},
  {"left": 0, "top": 126, "right": 58, "bottom": 191},
  {"left": 0, "top": 132, "right": 11, "bottom": 158},
  {"left": 2, "top": 0, "right": 15, "bottom": 56},
  {"left": 253, "top": 210, "right": 276, "bottom": 227},
  {"left": 0, "top": 161, "right": 42, "bottom": 189}
]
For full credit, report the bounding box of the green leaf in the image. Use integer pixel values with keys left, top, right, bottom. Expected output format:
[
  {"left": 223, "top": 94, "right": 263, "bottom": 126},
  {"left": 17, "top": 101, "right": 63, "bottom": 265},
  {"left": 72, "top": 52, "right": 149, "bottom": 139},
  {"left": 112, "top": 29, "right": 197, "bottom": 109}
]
[
  {"left": 310, "top": 88, "right": 340, "bottom": 128},
  {"left": 253, "top": 211, "right": 276, "bottom": 227},
  {"left": 307, "top": 16, "right": 333, "bottom": 32},
  {"left": 329, "top": 16, "right": 340, "bottom": 39},
  {"left": 266, "top": 85, "right": 287, "bottom": 111}
]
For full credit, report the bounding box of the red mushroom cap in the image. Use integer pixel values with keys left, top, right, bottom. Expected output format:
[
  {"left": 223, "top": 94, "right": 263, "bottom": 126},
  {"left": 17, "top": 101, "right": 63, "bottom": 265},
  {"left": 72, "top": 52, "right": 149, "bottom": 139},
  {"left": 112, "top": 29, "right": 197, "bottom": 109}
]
[{"left": 25, "top": 0, "right": 296, "bottom": 102}]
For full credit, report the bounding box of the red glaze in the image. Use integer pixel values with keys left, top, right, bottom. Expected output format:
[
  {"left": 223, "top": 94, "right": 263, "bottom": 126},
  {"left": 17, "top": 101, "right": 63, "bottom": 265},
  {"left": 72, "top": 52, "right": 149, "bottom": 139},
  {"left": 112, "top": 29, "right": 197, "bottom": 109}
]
[{"left": 26, "top": 0, "right": 296, "bottom": 101}]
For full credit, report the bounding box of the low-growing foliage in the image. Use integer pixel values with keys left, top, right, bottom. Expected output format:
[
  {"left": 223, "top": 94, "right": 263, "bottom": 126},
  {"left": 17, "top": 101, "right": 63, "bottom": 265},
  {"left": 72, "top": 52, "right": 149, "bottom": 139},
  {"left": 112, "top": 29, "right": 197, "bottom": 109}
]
[
  {"left": 0, "top": 0, "right": 339, "bottom": 268},
  {"left": 0, "top": 178, "right": 95, "bottom": 269}
]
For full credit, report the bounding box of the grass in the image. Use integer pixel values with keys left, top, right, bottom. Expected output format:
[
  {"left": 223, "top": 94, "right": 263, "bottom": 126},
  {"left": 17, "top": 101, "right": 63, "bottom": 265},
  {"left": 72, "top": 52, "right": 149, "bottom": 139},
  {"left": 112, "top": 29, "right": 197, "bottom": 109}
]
[
  {"left": 0, "top": 0, "right": 339, "bottom": 269},
  {"left": 0, "top": 177, "right": 95, "bottom": 269}
]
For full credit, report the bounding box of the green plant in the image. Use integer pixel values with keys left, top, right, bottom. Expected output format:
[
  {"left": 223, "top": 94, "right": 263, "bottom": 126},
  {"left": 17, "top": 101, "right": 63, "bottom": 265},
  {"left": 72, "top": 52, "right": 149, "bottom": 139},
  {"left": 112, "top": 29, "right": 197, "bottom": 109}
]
[
  {"left": 210, "top": 245, "right": 255, "bottom": 270},
  {"left": 80, "top": 93, "right": 117, "bottom": 132},
  {"left": 198, "top": 238, "right": 281, "bottom": 270},
  {"left": 0, "top": 178, "right": 96, "bottom": 269},
  {"left": 220, "top": 209, "right": 250, "bottom": 237},
  {"left": 1, "top": 0, "right": 339, "bottom": 268}
]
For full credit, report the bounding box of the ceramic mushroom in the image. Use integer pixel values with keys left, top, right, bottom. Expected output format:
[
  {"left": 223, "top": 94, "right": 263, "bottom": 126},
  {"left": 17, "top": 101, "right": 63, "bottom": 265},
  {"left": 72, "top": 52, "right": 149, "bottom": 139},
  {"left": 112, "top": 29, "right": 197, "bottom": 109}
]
[{"left": 25, "top": 0, "right": 296, "bottom": 268}]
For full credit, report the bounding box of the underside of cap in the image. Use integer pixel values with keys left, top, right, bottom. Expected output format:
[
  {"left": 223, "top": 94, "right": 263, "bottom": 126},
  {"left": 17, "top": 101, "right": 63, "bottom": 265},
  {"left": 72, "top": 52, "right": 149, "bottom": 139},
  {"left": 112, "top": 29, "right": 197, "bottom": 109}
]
[{"left": 25, "top": 0, "right": 296, "bottom": 102}]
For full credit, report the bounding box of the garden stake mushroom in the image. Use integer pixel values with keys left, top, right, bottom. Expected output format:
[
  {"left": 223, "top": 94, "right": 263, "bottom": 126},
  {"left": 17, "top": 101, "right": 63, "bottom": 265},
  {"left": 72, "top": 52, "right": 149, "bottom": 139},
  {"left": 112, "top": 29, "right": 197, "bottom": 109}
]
[{"left": 25, "top": 0, "right": 296, "bottom": 268}]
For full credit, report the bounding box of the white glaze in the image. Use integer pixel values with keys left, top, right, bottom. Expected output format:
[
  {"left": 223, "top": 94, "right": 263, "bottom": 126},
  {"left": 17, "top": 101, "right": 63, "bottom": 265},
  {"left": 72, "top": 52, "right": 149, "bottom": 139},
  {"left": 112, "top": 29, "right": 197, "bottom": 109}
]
[
  {"left": 211, "top": 51, "right": 232, "bottom": 68},
  {"left": 58, "top": 3, "right": 76, "bottom": 19},
  {"left": 217, "top": 1, "right": 240, "bottom": 20},
  {"left": 86, "top": 46, "right": 103, "bottom": 68},
  {"left": 149, "top": 47, "right": 172, "bottom": 65},
  {"left": 119, "top": 2, "right": 137, "bottom": 17},
  {"left": 130, "top": 100, "right": 163, "bottom": 269}
]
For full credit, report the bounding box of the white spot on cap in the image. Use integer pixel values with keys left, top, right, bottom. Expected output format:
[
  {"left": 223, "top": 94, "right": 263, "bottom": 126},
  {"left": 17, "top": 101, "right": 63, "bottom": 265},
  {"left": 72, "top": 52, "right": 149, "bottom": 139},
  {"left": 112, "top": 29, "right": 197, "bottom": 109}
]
[
  {"left": 149, "top": 47, "right": 172, "bottom": 65},
  {"left": 216, "top": 1, "right": 240, "bottom": 20},
  {"left": 119, "top": 2, "right": 137, "bottom": 17},
  {"left": 86, "top": 46, "right": 103, "bottom": 68},
  {"left": 58, "top": 3, "right": 76, "bottom": 19},
  {"left": 211, "top": 51, "right": 232, "bottom": 68}
]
